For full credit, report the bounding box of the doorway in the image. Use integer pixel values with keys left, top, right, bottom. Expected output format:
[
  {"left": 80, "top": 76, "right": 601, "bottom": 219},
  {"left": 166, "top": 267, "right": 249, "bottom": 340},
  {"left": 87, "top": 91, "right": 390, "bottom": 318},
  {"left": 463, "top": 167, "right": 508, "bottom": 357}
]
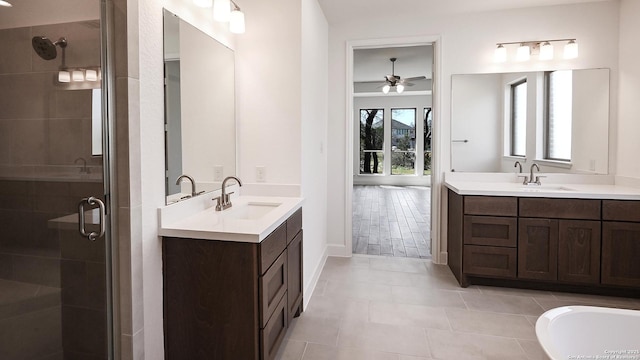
[
  {"left": 0, "top": 1, "right": 114, "bottom": 359},
  {"left": 345, "top": 37, "right": 440, "bottom": 259}
]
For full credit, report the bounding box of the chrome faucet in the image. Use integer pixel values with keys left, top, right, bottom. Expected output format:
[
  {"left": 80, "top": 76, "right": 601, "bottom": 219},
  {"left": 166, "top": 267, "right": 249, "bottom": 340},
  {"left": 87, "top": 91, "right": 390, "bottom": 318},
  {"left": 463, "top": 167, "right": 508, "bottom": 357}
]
[
  {"left": 215, "top": 176, "right": 242, "bottom": 211},
  {"left": 175, "top": 174, "right": 197, "bottom": 197},
  {"left": 514, "top": 161, "right": 522, "bottom": 173},
  {"left": 75, "top": 157, "right": 90, "bottom": 174}
]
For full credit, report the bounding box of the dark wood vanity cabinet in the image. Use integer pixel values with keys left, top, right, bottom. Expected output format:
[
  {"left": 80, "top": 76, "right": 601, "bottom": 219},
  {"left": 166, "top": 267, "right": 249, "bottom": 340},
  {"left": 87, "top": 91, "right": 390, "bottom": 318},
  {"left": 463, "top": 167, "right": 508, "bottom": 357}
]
[
  {"left": 602, "top": 200, "right": 640, "bottom": 287},
  {"left": 448, "top": 190, "right": 639, "bottom": 294},
  {"left": 163, "top": 208, "right": 303, "bottom": 360}
]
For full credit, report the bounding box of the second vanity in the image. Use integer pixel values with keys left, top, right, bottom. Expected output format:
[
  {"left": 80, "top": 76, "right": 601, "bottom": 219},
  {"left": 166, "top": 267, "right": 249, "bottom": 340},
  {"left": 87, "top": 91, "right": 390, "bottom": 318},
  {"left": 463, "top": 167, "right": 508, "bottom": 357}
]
[
  {"left": 445, "top": 173, "right": 640, "bottom": 297},
  {"left": 158, "top": 193, "right": 304, "bottom": 360}
]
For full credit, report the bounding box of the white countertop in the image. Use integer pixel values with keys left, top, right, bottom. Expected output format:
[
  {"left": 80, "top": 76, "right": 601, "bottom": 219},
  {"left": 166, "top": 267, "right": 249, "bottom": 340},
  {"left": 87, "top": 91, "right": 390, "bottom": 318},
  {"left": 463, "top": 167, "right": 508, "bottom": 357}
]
[
  {"left": 158, "top": 195, "right": 304, "bottom": 243},
  {"left": 444, "top": 173, "right": 640, "bottom": 200}
]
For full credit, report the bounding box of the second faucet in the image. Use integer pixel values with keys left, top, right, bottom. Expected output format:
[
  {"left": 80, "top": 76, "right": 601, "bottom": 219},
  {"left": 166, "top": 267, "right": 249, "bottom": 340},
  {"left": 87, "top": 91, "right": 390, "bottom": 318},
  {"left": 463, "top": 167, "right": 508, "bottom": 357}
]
[{"left": 215, "top": 176, "right": 243, "bottom": 211}]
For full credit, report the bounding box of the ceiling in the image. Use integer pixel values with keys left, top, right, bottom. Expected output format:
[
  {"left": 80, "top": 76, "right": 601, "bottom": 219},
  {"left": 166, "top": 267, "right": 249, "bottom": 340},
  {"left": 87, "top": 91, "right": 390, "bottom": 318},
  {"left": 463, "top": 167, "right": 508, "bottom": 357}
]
[
  {"left": 354, "top": 46, "right": 433, "bottom": 83},
  {"left": 317, "top": 0, "right": 612, "bottom": 24}
]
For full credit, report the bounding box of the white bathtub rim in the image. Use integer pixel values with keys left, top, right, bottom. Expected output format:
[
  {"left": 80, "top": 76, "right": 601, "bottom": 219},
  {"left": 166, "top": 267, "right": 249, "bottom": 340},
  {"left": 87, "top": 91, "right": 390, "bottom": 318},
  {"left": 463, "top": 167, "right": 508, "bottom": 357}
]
[{"left": 536, "top": 305, "right": 640, "bottom": 360}]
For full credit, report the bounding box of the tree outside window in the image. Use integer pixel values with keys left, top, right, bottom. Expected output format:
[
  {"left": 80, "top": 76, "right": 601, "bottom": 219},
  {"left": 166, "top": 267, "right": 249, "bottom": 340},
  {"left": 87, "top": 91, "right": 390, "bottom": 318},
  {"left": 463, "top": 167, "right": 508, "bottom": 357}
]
[{"left": 360, "top": 109, "right": 384, "bottom": 174}]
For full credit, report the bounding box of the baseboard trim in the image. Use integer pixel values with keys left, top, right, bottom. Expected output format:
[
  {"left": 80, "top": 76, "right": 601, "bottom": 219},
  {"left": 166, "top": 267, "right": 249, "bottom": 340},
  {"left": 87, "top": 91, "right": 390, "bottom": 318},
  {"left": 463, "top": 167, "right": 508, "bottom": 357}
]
[
  {"left": 437, "top": 251, "right": 448, "bottom": 265},
  {"left": 327, "top": 243, "right": 347, "bottom": 257},
  {"left": 303, "top": 246, "right": 328, "bottom": 310}
]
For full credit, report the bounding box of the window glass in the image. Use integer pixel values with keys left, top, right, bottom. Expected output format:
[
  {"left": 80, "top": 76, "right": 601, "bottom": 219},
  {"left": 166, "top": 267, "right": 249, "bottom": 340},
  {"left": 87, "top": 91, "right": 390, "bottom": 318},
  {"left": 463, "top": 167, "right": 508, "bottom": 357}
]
[
  {"left": 391, "top": 108, "right": 416, "bottom": 175},
  {"left": 511, "top": 80, "right": 527, "bottom": 157},
  {"left": 423, "top": 108, "right": 432, "bottom": 175},
  {"left": 546, "top": 70, "right": 572, "bottom": 161},
  {"left": 360, "top": 109, "right": 384, "bottom": 174}
]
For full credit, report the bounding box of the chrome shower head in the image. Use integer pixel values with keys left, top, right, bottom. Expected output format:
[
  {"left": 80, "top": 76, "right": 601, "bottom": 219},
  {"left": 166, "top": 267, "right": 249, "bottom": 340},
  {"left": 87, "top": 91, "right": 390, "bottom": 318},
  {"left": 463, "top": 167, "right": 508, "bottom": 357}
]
[{"left": 31, "top": 36, "right": 67, "bottom": 60}]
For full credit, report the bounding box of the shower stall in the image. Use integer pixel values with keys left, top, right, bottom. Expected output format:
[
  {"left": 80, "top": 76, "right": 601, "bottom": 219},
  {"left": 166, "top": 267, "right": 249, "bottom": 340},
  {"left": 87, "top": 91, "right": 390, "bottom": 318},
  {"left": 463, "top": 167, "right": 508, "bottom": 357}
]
[{"left": 0, "top": 1, "right": 115, "bottom": 359}]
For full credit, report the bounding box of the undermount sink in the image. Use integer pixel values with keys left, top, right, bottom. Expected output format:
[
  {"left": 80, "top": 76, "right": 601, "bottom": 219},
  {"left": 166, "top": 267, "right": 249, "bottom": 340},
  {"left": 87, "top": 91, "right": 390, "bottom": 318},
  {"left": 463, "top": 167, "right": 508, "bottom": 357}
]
[
  {"left": 224, "top": 201, "right": 282, "bottom": 220},
  {"left": 518, "top": 185, "right": 577, "bottom": 192}
]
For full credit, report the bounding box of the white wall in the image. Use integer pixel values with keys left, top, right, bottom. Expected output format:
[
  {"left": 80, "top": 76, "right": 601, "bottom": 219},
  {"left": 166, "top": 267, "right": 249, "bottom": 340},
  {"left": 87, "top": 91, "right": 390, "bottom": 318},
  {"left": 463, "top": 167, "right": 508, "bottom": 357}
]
[
  {"left": 301, "top": 0, "right": 329, "bottom": 302},
  {"left": 327, "top": 2, "right": 620, "bottom": 260},
  {"left": 138, "top": 0, "right": 236, "bottom": 358},
  {"left": 617, "top": 0, "right": 640, "bottom": 178}
]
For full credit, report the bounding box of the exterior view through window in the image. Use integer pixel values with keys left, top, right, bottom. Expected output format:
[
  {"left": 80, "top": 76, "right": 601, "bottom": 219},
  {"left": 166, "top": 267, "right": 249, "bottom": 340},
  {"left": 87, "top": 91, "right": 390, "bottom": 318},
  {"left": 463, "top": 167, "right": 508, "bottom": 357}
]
[
  {"left": 391, "top": 108, "right": 416, "bottom": 175},
  {"left": 511, "top": 80, "right": 527, "bottom": 157},
  {"left": 424, "top": 107, "right": 432, "bottom": 175},
  {"left": 360, "top": 109, "right": 384, "bottom": 174},
  {"left": 546, "top": 70, "right": 573, "bottom": 161}
]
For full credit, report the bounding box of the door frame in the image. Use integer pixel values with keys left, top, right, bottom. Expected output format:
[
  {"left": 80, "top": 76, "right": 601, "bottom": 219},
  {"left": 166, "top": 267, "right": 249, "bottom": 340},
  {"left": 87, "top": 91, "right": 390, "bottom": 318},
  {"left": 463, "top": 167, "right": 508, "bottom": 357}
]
[{"left": 345, "top": 35, "right": 443, "bottom": 261}]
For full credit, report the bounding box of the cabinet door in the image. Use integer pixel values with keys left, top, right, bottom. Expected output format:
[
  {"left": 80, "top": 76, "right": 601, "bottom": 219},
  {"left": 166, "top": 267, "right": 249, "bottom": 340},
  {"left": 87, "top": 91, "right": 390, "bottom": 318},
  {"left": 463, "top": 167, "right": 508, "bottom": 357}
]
[
  {"left": 602, "top": 222, "right": 640, "bottom": 287},
  {"left": 260, "top": 294, "right": 288, "bottom": 360},
  {"left": 558, "top": 220, "right": 601, "bottom": 284},
  {"left": 518, "top": 218, "right": 558, "bottom": 281},
  {"left": 287, "top": 230, "right": 303, "bottom": 323}
]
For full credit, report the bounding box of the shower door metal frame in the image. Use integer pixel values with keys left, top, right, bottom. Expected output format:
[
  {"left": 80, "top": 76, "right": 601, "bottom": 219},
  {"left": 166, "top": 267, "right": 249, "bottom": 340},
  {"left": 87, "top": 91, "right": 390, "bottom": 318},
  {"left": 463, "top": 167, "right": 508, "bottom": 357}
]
[{"left": 99, "top": 0, "right": 118, "bottom": 358}]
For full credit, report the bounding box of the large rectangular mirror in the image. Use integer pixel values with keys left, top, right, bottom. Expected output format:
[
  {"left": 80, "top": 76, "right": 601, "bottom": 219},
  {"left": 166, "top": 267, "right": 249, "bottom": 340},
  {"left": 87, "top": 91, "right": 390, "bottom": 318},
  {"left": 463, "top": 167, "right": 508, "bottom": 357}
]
[
  {"left": 451, "top": 69, "right": 609, "bottom": 174},
  {"left": 163, "top": 9, "right": 236, "bottom": 204}
]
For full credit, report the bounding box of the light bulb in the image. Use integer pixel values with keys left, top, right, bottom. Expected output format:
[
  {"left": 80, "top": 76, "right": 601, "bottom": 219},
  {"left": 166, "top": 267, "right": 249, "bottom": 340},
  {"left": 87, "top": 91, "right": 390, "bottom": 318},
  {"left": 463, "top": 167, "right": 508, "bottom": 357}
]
[
  {"left": 213, "top": 0, "right": 231, "bottom": 22},
  {"left": 516, "top": 44, "right": 530, "bottom": 62},
  {"left": 58, "top": 70, "right": 71, "bottom": 83},
  {"left": 494, "top": 44, "right": 507, "bottom": 63},
  {"left": 396, "top": 84, "right": 405, "bottom": 93},
  {"left": 539, "top": 42, "right": 554, "bottom": 60},
  {"left": 229, "top": 8, "right": 245, "bottom": 34},
  {"left": 564, "top": 40, "right": 578, "bottom": 59},
  {"left": 0, "top": 1, "right": 12, "bottom": 7},
  {"left": 193, "top": 0, "right": 212, "bottom": 7},
  {"left": 72, "top": 70, "right": 84, "bottom": 82},
  {"left": 86, "top": 69, "right": 98, "bottom": 81},
  {"left": 382, "top": 84, "right": 390, "bottom": 94}
]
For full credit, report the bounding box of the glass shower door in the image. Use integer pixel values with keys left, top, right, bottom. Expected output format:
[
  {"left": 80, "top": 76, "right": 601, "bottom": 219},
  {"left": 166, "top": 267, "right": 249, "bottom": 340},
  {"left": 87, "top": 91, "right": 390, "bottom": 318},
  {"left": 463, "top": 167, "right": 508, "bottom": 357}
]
[{"left": 0, "top": 1, "right": 113, "bottom": 359}]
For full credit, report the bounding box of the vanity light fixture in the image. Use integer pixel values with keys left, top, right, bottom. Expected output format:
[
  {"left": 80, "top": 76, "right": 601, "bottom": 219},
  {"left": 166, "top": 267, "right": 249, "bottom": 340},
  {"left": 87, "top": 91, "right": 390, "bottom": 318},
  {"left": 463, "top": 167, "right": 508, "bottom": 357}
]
[
  {"left": 229, "top": 2, "right": 245, "bottom": 34},
  {"left": 58, "top": 70, "right": 71, "bottom": 83},
  {"left": 72, "top": 70, "right": 84, "bottom": 82},
  {"left": 494, "top": 39, "right": 578, "bottom": 62},
  {"left": 0, "top": 1, "right": 12, "bottom": 7},
  {"left": 516, "top": 44, "right": 530, "bottom": 62},
  {"left": 85, "top": 69, "right": 98, "bottom": 81}
]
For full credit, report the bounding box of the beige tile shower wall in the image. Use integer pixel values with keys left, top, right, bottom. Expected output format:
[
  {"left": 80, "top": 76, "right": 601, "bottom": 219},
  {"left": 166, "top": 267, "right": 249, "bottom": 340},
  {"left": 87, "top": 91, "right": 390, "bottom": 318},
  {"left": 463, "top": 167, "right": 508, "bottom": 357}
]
[{"left": 0, "top": 22, "right": 103, "bottom": 169}]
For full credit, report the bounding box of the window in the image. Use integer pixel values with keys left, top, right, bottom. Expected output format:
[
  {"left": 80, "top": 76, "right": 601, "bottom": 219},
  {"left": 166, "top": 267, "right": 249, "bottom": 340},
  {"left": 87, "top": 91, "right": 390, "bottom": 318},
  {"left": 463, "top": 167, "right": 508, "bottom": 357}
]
[
  {"left": 360, "top": 109, "right": 384, "bottom": 174},
  {"left": 423, "top": 108, "right": 432, "bottom": 175},
  {"left": 545, "top": 70, "right": 572, "bottom": 161},
  {"left": 510, "top": 80, "right": 527, "bottom": 157},
  {"left": 391, "top": 108, "right": 416, "bottom": 175}
]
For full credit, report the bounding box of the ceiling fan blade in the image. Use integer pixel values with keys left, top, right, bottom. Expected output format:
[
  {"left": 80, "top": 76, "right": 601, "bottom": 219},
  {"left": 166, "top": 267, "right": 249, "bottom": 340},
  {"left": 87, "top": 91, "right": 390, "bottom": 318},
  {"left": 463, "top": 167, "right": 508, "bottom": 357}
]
[{"left": 402, "top": 76, "right": 427, "bottom": 82}]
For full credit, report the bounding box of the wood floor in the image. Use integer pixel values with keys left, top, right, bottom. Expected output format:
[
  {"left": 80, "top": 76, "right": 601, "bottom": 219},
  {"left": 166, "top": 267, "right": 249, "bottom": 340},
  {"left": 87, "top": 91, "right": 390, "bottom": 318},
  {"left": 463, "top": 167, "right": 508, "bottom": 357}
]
[{"left": 352, "top": 185, "right": 431, "bottom": 258}]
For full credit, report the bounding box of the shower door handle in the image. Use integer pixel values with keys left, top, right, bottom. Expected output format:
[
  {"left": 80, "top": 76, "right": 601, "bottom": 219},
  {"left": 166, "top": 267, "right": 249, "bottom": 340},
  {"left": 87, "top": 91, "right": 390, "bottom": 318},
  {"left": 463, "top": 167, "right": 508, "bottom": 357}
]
[{"left": 78, "top": 196, "right": 106, "bottom": 241}]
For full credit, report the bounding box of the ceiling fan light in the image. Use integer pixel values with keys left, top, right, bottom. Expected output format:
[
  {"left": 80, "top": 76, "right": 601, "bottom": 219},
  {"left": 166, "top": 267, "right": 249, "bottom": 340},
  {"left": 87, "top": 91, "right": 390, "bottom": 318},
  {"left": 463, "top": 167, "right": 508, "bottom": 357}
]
[
  {"left": 382, "top": 84, "right": 390, "bottom": 94},
  {"left": 396, "top": 84, "right": 405, "bottom": 94}
]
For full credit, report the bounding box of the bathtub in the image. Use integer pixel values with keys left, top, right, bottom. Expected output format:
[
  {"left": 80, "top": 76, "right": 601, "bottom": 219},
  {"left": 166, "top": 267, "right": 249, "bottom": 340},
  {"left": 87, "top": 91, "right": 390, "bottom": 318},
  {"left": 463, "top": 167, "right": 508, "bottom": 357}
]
[{"left": 536, "top": 306, "right": 640, "bottom": 360}]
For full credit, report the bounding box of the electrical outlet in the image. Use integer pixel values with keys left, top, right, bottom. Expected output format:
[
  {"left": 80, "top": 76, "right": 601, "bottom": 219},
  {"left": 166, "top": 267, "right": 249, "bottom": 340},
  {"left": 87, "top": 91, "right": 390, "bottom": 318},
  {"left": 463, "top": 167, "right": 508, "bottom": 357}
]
[
  {"left": 256, "top": 166, "right": 266, "bottom": 182},
  {"left": 214, "top": 165, "right": 223, "bottom": 181}
]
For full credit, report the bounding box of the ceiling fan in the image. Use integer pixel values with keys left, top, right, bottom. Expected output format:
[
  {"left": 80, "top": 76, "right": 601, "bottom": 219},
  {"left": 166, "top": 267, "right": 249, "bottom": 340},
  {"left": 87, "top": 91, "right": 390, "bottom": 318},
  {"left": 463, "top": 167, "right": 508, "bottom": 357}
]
[{"left": 380, "top": 57, "right": 426, "bottom": 94}]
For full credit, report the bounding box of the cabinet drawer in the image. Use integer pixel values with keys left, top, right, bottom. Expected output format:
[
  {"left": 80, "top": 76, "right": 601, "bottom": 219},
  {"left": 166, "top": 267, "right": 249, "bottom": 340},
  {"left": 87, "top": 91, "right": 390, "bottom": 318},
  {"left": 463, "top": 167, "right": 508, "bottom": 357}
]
[
  {"left": 463, "top": 216, "right": 517, "bottom": 247},
  {"left": 464, "top": 196, "right": 517, "bottom": 216},
  {"left": 260, "top": 293, "right": 288, "bottom": 360},
  {"left": 463, "top": 245, "right": 517, "bottom": 278},
  {"left": 519, "top": 198, "right": 600, "bottom": 220},
  {"left": 603, "top": 200, "right": 640, "bottom": 222},
  {"left": 286, "top": 208, "right": 302, "bottom": 244},
  {"left": 260, "top": 222, "right": 287, "bottom": 274},
  {"left": 260, "top": 252, "right": 287, "bottom": 328}
]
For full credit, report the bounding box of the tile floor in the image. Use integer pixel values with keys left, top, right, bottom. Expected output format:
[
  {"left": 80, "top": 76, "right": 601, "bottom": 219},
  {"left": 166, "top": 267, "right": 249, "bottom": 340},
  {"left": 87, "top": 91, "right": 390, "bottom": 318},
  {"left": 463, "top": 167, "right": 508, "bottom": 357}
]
[
  {"left": 276, "top": 255, "right": 640, "bottom": 360},
  {"left": 352, "top": 185, "right": 431, "bottom": 258}
]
